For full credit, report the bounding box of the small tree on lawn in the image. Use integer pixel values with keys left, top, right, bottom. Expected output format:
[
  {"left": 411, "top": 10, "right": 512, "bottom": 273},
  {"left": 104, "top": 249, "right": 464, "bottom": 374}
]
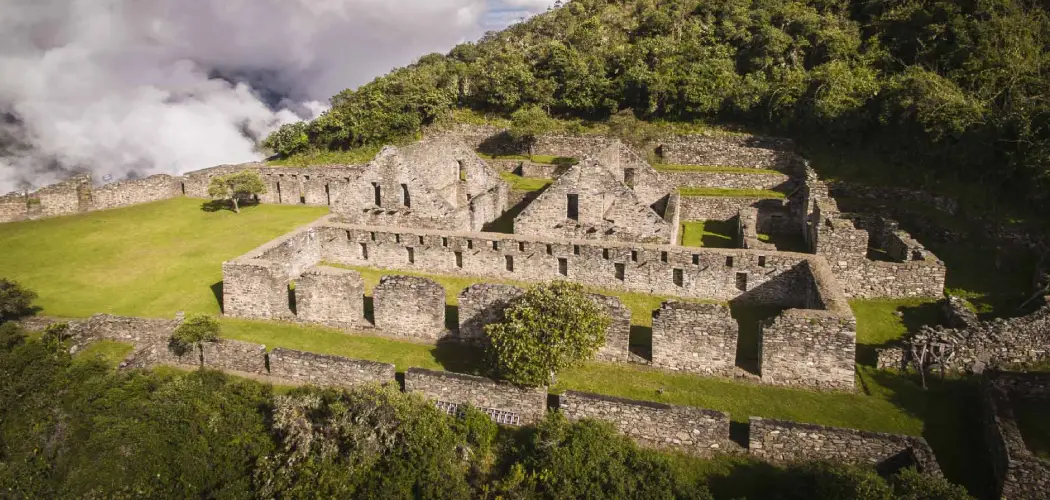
[
  {"left": 509, "top": 105, "right": 556, "bottom": 157},
  {"left": 0, "top": 278, "right": 38, "bottom": 322},
  {"left": 207, "top": 170, "right": 267, "bottom": 213},
  {"left": 169, "top": 314, "right": 220, "bottom": 367},
  {"left": 484, "top": 281, "right": 609, "bottom": 386}
]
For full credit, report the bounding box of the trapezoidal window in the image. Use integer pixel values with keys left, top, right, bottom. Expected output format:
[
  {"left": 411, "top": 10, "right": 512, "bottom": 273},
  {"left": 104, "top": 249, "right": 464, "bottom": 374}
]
[
  {"left": 455, "top": 251, "right": 463, "bottom": 268},
  {"left": 407, "top": 247, "right": 415, "bottom": 264},
  {"left": 505, "top": 255, "right": 514, "bottom": 272},
  {"left": 624, "top": 168, "right": 636, "bottom": 188},
  {"left": 615, "top": 263, "right": 625, "bottom": 281},
  {"left": 673, "top": 269, "right": 684, "bottom": 287},
  {"left": 360, "top": 243, "right": 369, "bottom": 260},
  {"left": 401, "top": 184, "right": 411, "bottom": 208},
  {"left": 558, "top": 258, "right": 568, "bottom": 276},
  {"left": 371, "top": 182, "right": 381, "bottom": 206},
  {"left": 566, "top": 194, "right": 579, "bottom": 221},
  {"left": 736, "top": 272, "right": 748, "bottom": 291},
  {"left": 458, "top": 160, "right": 467, "bottom": 181}
]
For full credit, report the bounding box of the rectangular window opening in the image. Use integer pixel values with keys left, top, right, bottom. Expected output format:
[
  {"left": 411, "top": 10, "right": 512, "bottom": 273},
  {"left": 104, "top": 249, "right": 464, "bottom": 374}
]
[
  {"left": 467, "top": 240, "right": 474, "bottom": 250},
  {"left": 726, "top": 256, "right": 734, "bottom": 267},
  {"left": 372, "top": 182, "right": 381, "bottom": 206},
  {"left": 573, "top": 245, "right": 580, "bottom": 256},
  {"left": 546, "top": 244, "right": 553, "bottom": 255},
  {"left": 558, "top": 258, "right": 568, "bottom": 276},
  {"left": 324, "top": 184, "right": 331, "bottom": 205},
  {"left": 661, "top": 251, "right": 668, "bottom": 263},
  {"left": 566, "top": 194, "right": 579, "bottom": 221},
  {"left": 442, "top": 237, "right": 449, "bottom": 248},
  {"left": 370, "top": 232, "right": 376, "bottom": 241},
  {"left": 615, "top": 263, "right": 625, "bottom": 281},
  {"left": 518, "top": 242, "right": 525, "bottom": 252},
  {"left": 631, "top": 250, "right": 638, "bottom": 262},
  {"left": 407, "top": 247, "right": 415, "bottom": 264},
  {"left": 455, "top": 251, "right": 463, "bottom": 268},
  {"left": 673, "top": 269, "right": 684, "bottom": 287},
  {"left": 736, "top": 272, "right": 748, "bottom": 291},
  {"left": 395, "top": 234, "right": 401, "bottom": 244},
  {"left": 692, "top": 254, "right": 699, "bottom": 265},
  {"left": 602, "top": 249, "right": 609, "bottom": 260},
  {"left": 401, "top": 183, "right": 411, "bottom": 208},
  {"left": 492, "top": 241, "right": 499, "bottom": 250},
  {"left": 418, "top": 235, "right": 424, "bottom": 245},
  {"left": 360, "top": 243, "right": 369, "bottom": 260},
  {"left": 758, "top": 256, "right": 767, "bottom": 267},
  {"left": 505, "top": 255, "right": 514, "bottom": 272},
  {"left": 624, "top": 168, "right": 636, "bottom": 188}
]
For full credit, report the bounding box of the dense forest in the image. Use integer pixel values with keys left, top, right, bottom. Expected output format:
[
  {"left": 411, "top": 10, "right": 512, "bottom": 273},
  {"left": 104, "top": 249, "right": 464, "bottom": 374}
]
[
  {"left": 266, "top": 0, "right": 1050, "bottom": 212},
  {"left": 0, "top": 321, "right": 969, "bottom": 499}
]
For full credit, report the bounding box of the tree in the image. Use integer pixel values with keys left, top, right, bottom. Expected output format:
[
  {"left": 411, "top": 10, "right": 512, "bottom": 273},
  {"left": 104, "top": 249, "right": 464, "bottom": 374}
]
[
  {"left": 0, "top": 278, "right": 37, "bottom": 322},
  {"left": 207, "top": 171, "right": 267, "bottom": 213},
  {"left": 509, "top": 105, "right": 556, "bottom": 156},
  {"left": 169, "top": 314, "right": 220, "bottom": 366},
  {"left": 484, "top": 281, "right": 609, "bottom": 386},
  {"left": 889, "top": 468, "right": 972, "bottom": 500},
  {"left": 262, "top": 121, "right": 310, "bottom": 157}
]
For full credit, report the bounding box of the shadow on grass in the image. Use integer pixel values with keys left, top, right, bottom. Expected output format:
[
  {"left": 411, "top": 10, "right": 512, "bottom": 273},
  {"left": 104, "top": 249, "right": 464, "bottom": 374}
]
[
  {"left": 855, "top": 301, "right": 941, "bottom": 367},
  {"left": 210, "top": 281, "right": 224, "bottom": 313},
  {"left": 702, "top": 219, "right": 736, "bottom": 248},
  {"left": 864, "top": 369, "right": 995, "bottom": 498},
  {"left": 430, "top": 341, "right": 485, "bottom": 375}
]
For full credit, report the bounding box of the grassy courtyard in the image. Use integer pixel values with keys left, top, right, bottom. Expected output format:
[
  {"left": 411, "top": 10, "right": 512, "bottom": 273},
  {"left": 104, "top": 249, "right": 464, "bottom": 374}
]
[
  {"left": 499, "top": 171, "right": 553, "bottom": 192},
  {"left": 0, "top": 197, "right": 327, "bottom": 318},
  {"left": 679, "top": 220, "right": 736, "bottom": 248}
]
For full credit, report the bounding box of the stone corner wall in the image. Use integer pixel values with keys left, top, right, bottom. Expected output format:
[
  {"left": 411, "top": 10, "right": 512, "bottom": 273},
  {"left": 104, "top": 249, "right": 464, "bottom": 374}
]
[
  {"left": 456, "top": 283, "right": 525, "bottom": 342},
  {"left": 404, "top": 368, "right": 547, "bottom": 425},
  {"left": 90, "top": 174, "right": 180, "bottom": 211},
  {"left": 758, "top": 308, "right": 856, "bottom": 391},
  {"left": 372, "top": 275, "right": 446, "bottom": 339},
  {"left": 559, "top": 390, "right": 735, "bottom": 456},
  {"left": 983, "top": 372, "right": 1050, "bottom": 499},
  {"left": 651, "top": 301, "right": 737, "bottom": 375},
  {"left": 222, "top": 259, "right": 292, "bottom": 320},
  {"left": 269, "top": 347, "right": 396, "bottom": 388},
  {"left": 748, "top": 417, "right": 941, "bottom": 475},
  {"left": 295, "top": 265, "right": 366, "bottom": 328},
  {"left": 589, "top": 293, "right": 631, "bottom": 363}
]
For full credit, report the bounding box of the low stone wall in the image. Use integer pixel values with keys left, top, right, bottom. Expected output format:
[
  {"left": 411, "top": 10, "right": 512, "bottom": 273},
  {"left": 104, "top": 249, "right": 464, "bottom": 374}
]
[
  {"left": 404, "top": 368, "right": 548, "bottom": 425},
  {"left": 651, "top": 301, "right": 737, "bottom": 375},
  {"left": 90, "top": 174, "right": 179, "bottom": 211},
  {"left": 680, "top": 196, "right": 794, "bottom": 235},
  {"left": 456, "top": 283, "right": 525, "bottom": 342},
  {"left": 758, "top": 309, "right": 856, "bottom": 391},
  {"left": 132, "top": 338, "right": 269, "bottom": 375},
  {"left": 295, "top": 266, "right": 366, "bottom": 328},
  {"left": 738, "top": 207, "right": 775, "bottom": 251},
  {"left": 590, "top": 294, "right": 632, "bottom": 363},
  {"left": 559, "top": 391, "right": 734, "bottom": 456},
  {"left": 373, "top": 275, "right": 446, "bottom": 339},
  {"left": 748, "top": 417, "right": 941, "bottom": 474},
  {"left": 659, "top": 170, "right": 791, "bottom": 190},
  {"left": 658, "top": 135, "right": 802, "bottom": 173},
  {"left": 982, "top": 372, "right": 1050, "bottom": 499},
  {"left": 269, "top": 347, "right": 396, "bottom": 388}
]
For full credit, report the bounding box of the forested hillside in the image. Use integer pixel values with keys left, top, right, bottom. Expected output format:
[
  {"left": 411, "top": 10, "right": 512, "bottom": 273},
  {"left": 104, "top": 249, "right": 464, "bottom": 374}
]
[{"left": 266, "top": 0, "right": 1050, "bottom": 211}]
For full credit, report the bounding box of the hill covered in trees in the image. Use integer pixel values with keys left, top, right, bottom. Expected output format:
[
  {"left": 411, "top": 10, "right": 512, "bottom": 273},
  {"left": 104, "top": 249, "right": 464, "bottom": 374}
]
[{"left": 266, "top": 0, "right": 1050, "bottom": 212}]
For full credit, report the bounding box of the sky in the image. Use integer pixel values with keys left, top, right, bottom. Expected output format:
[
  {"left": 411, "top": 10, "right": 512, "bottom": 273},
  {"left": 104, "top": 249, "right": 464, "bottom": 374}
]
[{"left": 0, "top": 0, "right": 559, "bottom": 192}]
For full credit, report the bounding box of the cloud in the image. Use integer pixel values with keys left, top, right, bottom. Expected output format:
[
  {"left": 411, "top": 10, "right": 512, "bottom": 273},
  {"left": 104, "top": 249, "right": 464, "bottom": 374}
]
[{"left": 0, "top": 0, "right": 553, "bottom": 192}]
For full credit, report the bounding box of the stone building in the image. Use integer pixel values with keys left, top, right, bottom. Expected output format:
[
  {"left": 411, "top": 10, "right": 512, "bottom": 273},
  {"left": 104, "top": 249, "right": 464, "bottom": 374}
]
[{"left": 515, "top": 142, "right": 678, "bottom": 244}]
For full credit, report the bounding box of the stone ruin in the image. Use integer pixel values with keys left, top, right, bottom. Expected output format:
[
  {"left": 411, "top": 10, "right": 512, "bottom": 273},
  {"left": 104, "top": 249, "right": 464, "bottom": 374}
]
[{"left": 982, "top": 371, "right": 1050, "bottom": 498}]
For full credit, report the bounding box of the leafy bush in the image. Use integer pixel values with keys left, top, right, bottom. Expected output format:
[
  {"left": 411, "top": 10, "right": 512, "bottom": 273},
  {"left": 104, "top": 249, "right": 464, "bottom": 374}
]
[
  {"left": 484, "top": 281, "right": 610, "bottom": 386},
  {"left": 0, "top": 278, "right": 37, "bottom": 321},
  {"left": 206, "top": 170, "right": 267, "bottom": 213},
  {"left": 169, "top": 314, "right": 220, "bottom": 364}
]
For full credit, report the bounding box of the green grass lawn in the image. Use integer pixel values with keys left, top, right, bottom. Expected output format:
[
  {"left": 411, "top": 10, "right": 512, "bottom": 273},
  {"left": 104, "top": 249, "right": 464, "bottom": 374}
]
[
  {"left": 0, "top": 197, "right": 328, "bottom": 318},
  {"left": 850, "top": 299, "right": 940, "bottom": 367},
  {"left": 499, "top": 172, "right": 553, "bottom": 192},
  {"left": 678, "top": 187, "right": 786, "bottom": 199},
  {"left": 74, "top": 340, "right": 135, "bottom": 367},
  {"left": 680, "top": 220, "right": 735, "bottom": 248},
  {"left": 1014, "top": 398, "right": 1050, "bottom": 459},
  {"left": 267, "top": 147, "right": 381, "bottom": 167},
  {"left": 654, "top": 164, "right": 782, "bottom": 175}
]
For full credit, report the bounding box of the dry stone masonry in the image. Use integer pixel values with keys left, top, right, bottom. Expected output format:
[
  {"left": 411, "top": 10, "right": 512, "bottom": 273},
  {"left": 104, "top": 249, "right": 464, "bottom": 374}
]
[
  {"left": 559, "top": 390, "right": 736, "bottom": 456},
  {"left": 269, "top": 348, "right": 396, "bottom": 388},
  {"left": 373, "top": 275, "right": 446, "bottom": 339},
  {"left": 651, "top": 301, "right": 737, "bottom": 375},
  {"left": 294, "top": 266, "right": 366, "bottom": 328},
  {"left": 404, "top": 368, "right": 548, "bottom": 425},
  {"left": 982, "top": 372, "right": 1050, "bottom": 499},
  {"left": 456, "top": 283, "right": 525, "bottom": 343}
]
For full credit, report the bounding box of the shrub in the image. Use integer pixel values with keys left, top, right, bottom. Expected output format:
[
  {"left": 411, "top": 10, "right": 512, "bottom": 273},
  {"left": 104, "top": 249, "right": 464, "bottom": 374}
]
[
  {"left": 0, "top": 278, "right": 37, "bottom": 321},
  {"left": 484, "top": 281, "right": 610, "bottom": 386},
  {"left": 206, "top": 170, "right": 267, "bottom": 213},
  {"left": 169, "top": 314, "right": 220, "bottom": 365}
]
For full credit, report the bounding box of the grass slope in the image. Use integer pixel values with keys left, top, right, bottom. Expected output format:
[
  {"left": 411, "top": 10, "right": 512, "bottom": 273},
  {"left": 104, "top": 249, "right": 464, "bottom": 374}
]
[
  {"left": 74, "top": 340, "right": 135, "bottom": 367},
  {"left": 0, "top": 197, "right": 327, "bottom": 318},
  {"left": 499, "top": 172, "right": 553, "bottom": 192}
]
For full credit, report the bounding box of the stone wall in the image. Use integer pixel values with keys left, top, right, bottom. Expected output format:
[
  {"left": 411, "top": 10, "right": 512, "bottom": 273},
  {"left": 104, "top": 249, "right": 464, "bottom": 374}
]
[
  {"left": 90, "top": 174, "right": 179, "bottom": 211},
  {"left": 131, "top": 338, "right": 269, "bottom": 375},
  {"left": 749, "top": 417, "right": 941, "bottom": 474},
  {"left": 372, "top": 275, "right": 446, "bottom": 339},
  {"left": 404, "top": 368, "right": 548, "bottom": 425},
  {"left": 659, "top": 170, "right": 792, "bottom": 190},
  {"left": 651, "top": 301, "right": 737, "bottom": 375},
  {"left": 657, "top": 135, "right": 802, "bottom": 173},
  {"left": 559, "top": 390, "right": 734, "bottom": 456},
  {"left": 456, "top": 283, "right": 525, "bottom": 342},
  {"left": 318, "top": 221, "right": 818, "bottom": 306},
  {"left": 739, "top": 207, "right": 775, "bottom": 251},
  {"left": 982, "top": 372, "right": 1050, "bottom": 499},
  {"left": 295, "top": 266, "right": 366, "bottom": 328},
  {"left": 680, "top": 196, "right": 795, "bottom": 235},
  {"left": 589, "top": 294, "right": 632, "bottom": 362},
  {"left": 0, "top": 192, "right": 28, "bottom": 222},
  {"left": 269, "top": 347, "right": 396, "bottom": 388}
]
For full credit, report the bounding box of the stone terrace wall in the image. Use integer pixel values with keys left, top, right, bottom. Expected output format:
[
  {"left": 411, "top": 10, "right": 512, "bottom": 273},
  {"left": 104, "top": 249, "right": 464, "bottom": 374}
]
[
  {"left": 373, "top": 275, "right": 446, "bottom": 339},
  {"left": 983, "top": 372, "right": 1050, "bottom": 499},
  {"left": 457, "top": 284, "right": 525, "bottom": 343},
  {"left": 658, "top": 135, "right": 803, "bottom": 173},
  {"left": 222, "top": 223, "right": 323, "bottom": 320},
  {"left": 680, "top": 196, "right": 795, "bottom": 235},
  {"left": 739, "top": 207, "right": 775, "bottom": 251},
  {"left": 295, "top": 266, "right": 366, "bottom": 328},
  {"left": 269, "top": 348, "right": 396, "bottom": 388},
  {"left": 130, "top": 338, "right": 269, "bottom": 375},
  {"left": 90, "top": 174, "right": 179, "bottom": 211},
  {"left": 660, "top": 170, "right": 792, "bottom": 191},
  {"left": 404, "top": 368, "right": 548, "bottom": 425},
  {"left": 590, "top": 294, "right": 632, "bottom": 362},
  {"left": 0, "top": 192, "right": 28, "bottom": 222},
  {"left": 317, "top": 221, "right": 816, "bottom": 307},
  {"left": 652, "top": 301, "right": 737, "bottom": 375},
  {"left": 749, "top": 418, "right": 941, "bottom": 474},
  {"left": 559, "top": 391, "right": 734, "bottom": 456}
]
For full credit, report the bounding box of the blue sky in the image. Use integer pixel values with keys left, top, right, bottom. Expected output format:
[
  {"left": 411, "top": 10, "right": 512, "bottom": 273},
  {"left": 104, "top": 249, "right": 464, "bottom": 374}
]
[{"left": 482, "top": 0, "right": 557, "bottom": 30}]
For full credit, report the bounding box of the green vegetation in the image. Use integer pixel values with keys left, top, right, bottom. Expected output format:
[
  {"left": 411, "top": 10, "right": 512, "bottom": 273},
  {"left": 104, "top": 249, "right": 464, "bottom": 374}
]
[
  {"left": 0, "top": 197, "right": 328, "bottom": 318},
  {"left": 654, "top": 164, "right": 781, "bottom": 175},
  {"left": 474, "top": 152, "right": 530, "bottom": 161},
  {"left": 0, "top": 278, "right": 37, "bottom": 321},
  {"left": 485, "top": 282, "right": 610, "bottom": 386},
  {"left": 267, "top": 146, "right": 381, "bottom": 167},
  {"left": 74, "top": 340, "right": 134, "bottom": 367},
  {"left": 529, "top": 155, "right": 578, "bottom": 166},
  {"left": 206, "top": 170, "right": 267, "bottom": 213},
  {"left": 850, "top": 299, "right": 939, "bottom": 367},
  {"left": 678, "top": 187, "right": 786, "bottom": 199},
  {"left": 499, "top": 171, "right": 553, "bottom": 192},
  {"left": 1014, "top": 398, "right": 1050, "bottom": 459},
  {"left": 680, "top": 220, "right": 735, "bottom": 248},
  {"left": 170, "top": 314, "right": 221, "bottom": 363},
  {"left": 263, "top": 0, "right": 1050, "bottom": 213}
]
